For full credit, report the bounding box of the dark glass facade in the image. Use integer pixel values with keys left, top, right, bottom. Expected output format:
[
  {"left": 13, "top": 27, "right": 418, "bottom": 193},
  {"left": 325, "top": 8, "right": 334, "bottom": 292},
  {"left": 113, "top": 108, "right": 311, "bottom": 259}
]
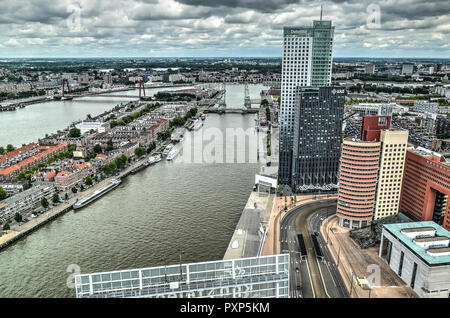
[{"left": 290, "top": 87, "right": 344, "bottom": 192}]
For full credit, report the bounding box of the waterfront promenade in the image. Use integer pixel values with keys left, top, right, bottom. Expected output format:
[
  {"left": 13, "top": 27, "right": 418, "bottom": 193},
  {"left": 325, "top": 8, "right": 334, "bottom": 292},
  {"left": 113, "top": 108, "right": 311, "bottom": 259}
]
[{"left": 223, "top": 191, "right": 275, "bottom": 259}]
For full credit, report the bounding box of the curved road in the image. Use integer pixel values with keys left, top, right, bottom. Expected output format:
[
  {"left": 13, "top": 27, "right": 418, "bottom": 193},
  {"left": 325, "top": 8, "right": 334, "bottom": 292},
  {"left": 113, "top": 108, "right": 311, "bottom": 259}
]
[
  {"left": 309, "top": 208, "right": 349, "bottom": 298},
  {"left": 280, "top": 198, "right": 342, "bottom": 298}
]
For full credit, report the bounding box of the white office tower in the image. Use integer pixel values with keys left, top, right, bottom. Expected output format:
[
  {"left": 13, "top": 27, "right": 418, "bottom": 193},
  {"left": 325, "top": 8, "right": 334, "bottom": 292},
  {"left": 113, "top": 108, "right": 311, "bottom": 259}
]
[{"left": 278, "top": 20, "right": 335, "bottom": 186}]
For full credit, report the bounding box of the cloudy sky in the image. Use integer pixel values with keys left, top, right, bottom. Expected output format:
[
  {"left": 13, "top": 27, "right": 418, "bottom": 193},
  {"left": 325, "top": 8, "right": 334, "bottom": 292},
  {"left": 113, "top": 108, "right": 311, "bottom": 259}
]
[{"left": 0, "top": 0, "right": 449, "bottom": 58}]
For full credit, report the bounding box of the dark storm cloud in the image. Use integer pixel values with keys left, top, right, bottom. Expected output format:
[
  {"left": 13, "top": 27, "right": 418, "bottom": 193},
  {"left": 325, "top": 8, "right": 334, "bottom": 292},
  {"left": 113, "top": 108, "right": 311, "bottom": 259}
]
[{"left": 174, "top": 0, "right": 299, "bottom": 12}]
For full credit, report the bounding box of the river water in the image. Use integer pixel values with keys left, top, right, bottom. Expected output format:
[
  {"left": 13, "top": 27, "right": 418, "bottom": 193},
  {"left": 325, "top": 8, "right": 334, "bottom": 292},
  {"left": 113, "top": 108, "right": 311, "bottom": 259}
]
[{"left": 0, "top": 83, "right": 267, "bottom": 298}]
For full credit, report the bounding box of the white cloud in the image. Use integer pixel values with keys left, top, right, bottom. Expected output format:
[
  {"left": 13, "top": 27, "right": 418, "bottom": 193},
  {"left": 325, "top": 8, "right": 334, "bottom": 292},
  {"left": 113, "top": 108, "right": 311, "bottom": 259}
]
[{"left": 0, "top": 0, "right": 447, "bottom": 57}]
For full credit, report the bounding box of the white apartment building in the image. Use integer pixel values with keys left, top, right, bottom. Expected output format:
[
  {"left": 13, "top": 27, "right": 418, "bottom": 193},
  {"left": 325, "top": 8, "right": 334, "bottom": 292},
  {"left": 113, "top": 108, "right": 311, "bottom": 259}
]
[
  {"left": 75, "top": 122, "right": 108, "bottom": 135},
  {"left": 0, "top": 183, "right": 55, "bottom": 224}
]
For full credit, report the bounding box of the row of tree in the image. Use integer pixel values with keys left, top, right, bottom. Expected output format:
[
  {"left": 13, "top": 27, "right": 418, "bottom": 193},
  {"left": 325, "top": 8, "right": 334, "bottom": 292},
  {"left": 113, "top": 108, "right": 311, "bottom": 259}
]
[
  {"left": 157, "top": 130, "right": 171, "bottom": 141},
  {"left": 109, "top": 103, "right": 162, "bottom": 128},
  {"left": 348, "top": 83, "right": 430, "bottom": 95},
  {"left": 0, "top": 144, "right": 17, "bottom": 155},
  {"left": 0, "top": 89, "right": 46, "bottom": 101},
  {"left": 102, "top": 154, "right": 128, "bottom": 175},
  {"left": 169, "top": 107, "right": 198, "bottom": 128}
]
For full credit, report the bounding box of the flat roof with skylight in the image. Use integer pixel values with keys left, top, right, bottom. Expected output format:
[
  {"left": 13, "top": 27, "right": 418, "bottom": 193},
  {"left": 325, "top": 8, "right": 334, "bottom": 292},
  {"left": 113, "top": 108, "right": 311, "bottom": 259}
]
[{"left": 383, "top": 221, "right": 450, "bottom": 265}]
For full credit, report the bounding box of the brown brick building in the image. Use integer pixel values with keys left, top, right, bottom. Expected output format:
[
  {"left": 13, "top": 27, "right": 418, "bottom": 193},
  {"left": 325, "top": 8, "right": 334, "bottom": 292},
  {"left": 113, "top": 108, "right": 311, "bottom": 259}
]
[{"left": 399, "top": 148, "right": 450, "bottom": 231}]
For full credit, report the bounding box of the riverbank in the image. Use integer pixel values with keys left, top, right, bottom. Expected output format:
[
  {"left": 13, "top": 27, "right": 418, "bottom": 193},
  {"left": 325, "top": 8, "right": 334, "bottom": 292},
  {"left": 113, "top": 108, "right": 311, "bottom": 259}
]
[
  {"left": 0, "top": 137, "right": 171, "bottom": 252},
  {"left": 0, "top": 83, "right": 191, "bottom": 112},
  {"left": 0, "top": 96, "right": 53, "bottom": 111},
  {"left": 0, "top": 86, "right": 266, "bottom": 298}
]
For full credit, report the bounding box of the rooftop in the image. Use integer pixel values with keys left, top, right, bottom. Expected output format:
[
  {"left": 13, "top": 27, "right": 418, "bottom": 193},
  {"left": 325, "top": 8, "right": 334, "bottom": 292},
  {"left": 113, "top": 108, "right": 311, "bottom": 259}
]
[
  {"left": 384, "top": 221, "right": 450, "bottom": 265},
  {"left": 0, "top": 143, "right": 38, "bottom": 163},
  {"left": 411, "top": 146, "right": 443, "bottom": 158},
  {"left": 402, "top": 226, "right": 436, "bottom": 233},
  {"left": 0, "top": 183, "right": 53, "bottom": 206}
]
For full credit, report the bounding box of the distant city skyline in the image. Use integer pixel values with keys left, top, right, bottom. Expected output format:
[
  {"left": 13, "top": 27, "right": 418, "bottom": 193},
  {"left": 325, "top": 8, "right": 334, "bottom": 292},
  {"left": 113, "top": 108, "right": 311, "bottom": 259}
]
[{"left": 0, "top": 0, "right": 449, "bottom": 58}]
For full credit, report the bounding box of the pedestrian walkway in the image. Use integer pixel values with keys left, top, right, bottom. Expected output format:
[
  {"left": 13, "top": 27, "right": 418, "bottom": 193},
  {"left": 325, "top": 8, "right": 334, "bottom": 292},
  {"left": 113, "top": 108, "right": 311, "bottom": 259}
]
[
  {"left": 321, "top": 215, "right": 418, "bottom": 298},
  {"left": 223, "top": 191, "right": 274, "bottom": 259},
  {"left": 261, "top": 194, "right": 336, "bottom": 256}
]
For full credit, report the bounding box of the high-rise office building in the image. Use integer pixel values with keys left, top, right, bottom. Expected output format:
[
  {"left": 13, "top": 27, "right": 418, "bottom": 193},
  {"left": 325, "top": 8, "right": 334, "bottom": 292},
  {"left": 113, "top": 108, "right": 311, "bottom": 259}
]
[
  {"left": 337, "top": 138, "right": 381, "bottom": 229},
  {"left": 373, "top": 129, "right": 409, "bottom": 220},
  {"left": 364, "top": 63, "right": 375, "bottom": 74},
  {"left": 399, "top": 147, "right": 450, "bottom": 231},
  {"left": 401, "top": 63, "right": 414, "bottom": 75},
  {"left": 279, "top": 20, "right": 335, "bottom": 189},
  {"left": 337, "top": 116, "right": 409, "bottom": 228},
  {"left": 291, "top": 87, "right": 344, "bottom": 192}
]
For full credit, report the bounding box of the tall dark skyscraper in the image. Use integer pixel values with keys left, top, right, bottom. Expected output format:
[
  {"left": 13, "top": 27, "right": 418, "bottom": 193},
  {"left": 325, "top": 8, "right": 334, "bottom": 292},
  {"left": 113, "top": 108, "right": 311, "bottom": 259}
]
[
  {"left": 278, "top": 19, "right": 343, "bottom": 192},
  {"left": 291, "top": 87, "right": 344, "bottom": 192}
]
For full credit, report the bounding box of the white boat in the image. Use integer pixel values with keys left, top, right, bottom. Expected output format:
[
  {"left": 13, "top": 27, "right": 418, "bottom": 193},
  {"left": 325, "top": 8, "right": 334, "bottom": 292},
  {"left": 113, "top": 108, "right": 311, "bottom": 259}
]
[
  {"left": 148, "top": 154, "right": 162, "bottom": 164},
  {"left": 73, "top": 178, "right": 122, "bottom": 210},
  {"left": 167, "top": 148, "right": 180, "bottom": 161},
  {"left": 162, "top": 144, "right": 174, "bottom": 156},
  {"left": 193, "top": 119, "right": 203, "bottom": 131}
]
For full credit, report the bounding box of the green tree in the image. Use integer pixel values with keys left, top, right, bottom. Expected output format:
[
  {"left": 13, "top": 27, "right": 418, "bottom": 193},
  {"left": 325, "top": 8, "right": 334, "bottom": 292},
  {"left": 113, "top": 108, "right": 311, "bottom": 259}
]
[
  {"left": 0, "top": 186, "right": 7, "bottom": 201},
  {"left": 41, "top": 197, "right": 49, "bottom": 209},
  {"left": 3, "top": 222, "right": 10, "bottom": 231},
  {"left": 68, "top": 128, "right": 81, "bottom": 138},
  {"left": 52, "top": 193, "right": 60, "bottom": 204},
  {"left": 157, "top": 130, "right": 171, "bottom": 141},
  {"left": 64, "top": 193, "right": 69, "bottom": 200},
  {"left": 147, "top": 141, "right": 156, "bottom": 154},
  {"left": 170, "top": 116, "right": 186, "bottom": 127},
  {"left": 0, "top": 146, "right": 5, "bottom": 155},
  {"left": 85, "top": 176, "right": 93, "bottom": 186},
  {"left": 106, "top": 139, "right": 114, "bottom": 151},
  {"left": 80, "top": 184, "right": 84, "bottom": 191},
  {"left": 102, "top": 161, "right": 117, "bottom": 175},
  {"left": 110, "top": 120, "right": 118, "bottom": 128},
  {"left": 71, "top": 187, "right": 78, "bottom": 194},
  {"left": 115, "top": 155, "right": 128, "bottom": 170},
  {"left": 14, "top": 212, "right": 22, "bottom": 223},
  {"left": 93, "top": 144, "right": 102, "bottom": 154},
  {"left": 134, "top": 147, "right": 146, "bottom": 157},
  {"left": 6, "top": 144, "right": 15, "bottom": 152}
]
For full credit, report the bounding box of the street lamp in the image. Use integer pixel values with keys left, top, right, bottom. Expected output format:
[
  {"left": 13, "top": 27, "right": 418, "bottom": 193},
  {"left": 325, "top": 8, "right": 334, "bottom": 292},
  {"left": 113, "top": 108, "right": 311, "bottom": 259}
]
[{"left": 337, "top": 245, "right": 341, "bottom": 267}]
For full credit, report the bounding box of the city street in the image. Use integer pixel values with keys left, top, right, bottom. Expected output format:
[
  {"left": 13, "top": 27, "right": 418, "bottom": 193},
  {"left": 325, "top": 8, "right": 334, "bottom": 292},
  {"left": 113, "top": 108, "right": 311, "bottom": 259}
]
[
  {"left": 279, "top": 198, "right": 348, "bottom": 298},
  {"left": 308, "top": 208, "right": 349, "bottom": 298}
]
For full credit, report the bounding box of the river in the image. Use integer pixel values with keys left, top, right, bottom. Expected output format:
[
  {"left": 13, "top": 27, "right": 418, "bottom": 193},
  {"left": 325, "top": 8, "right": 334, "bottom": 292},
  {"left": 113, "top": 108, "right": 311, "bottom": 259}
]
[{"left": 0, "top": 83, "right": 267, "bottom": 298}]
